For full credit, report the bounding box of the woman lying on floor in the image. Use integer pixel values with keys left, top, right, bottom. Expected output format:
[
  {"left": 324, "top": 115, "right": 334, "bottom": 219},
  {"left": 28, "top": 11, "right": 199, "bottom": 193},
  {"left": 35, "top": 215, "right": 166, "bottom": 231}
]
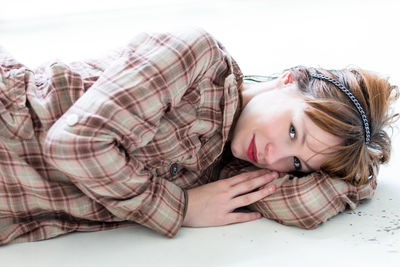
[{"left": 0, "top": 28, "right": 398, "bottom": 245}]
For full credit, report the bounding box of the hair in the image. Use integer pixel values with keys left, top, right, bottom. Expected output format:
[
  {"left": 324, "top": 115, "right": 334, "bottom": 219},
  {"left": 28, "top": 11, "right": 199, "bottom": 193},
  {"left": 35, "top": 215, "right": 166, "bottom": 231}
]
[{"left": 287, "top": 66, "right": 399, "bottom": 186}]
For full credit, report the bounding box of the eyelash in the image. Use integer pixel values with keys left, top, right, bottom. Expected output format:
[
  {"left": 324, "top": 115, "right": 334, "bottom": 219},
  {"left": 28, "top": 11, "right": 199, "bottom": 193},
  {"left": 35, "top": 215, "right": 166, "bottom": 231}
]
[{"left": 289, "top": 124, "right": 302, "bottom": 171}]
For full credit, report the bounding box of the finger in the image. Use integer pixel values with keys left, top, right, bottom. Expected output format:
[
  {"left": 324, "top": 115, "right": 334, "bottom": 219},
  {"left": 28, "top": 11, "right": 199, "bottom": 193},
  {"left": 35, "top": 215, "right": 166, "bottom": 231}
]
[
  {"left": 225, "top": 211, "right": 262, "bottom": 225},
  {"left": 230, "top": 172, "right": 277, "bottom": 197},
  {"left": 228, "top": 168, "right": 272, "bottom": 187},
  {"left": 230, "top": 185, "right": 276, "bottom": 209}
]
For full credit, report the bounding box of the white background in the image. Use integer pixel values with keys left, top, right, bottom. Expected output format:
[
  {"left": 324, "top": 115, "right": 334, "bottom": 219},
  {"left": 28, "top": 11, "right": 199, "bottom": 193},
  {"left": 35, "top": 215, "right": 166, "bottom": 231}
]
[{"left": 1, "top": 0, "right": 399, "bottom": 266}]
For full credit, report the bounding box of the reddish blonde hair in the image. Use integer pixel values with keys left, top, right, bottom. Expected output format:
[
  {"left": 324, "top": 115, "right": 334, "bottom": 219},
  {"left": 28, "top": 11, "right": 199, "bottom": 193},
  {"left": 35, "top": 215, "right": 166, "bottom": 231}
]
[{"left": 289, "top": 66, "right": 399, "bottom": 185}]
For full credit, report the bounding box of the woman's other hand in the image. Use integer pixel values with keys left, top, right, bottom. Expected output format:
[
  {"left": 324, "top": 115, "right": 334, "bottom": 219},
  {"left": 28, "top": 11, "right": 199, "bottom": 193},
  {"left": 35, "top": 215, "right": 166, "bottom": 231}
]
[{"left": 182, "top": 169, "right": 278, "bottom": 227}]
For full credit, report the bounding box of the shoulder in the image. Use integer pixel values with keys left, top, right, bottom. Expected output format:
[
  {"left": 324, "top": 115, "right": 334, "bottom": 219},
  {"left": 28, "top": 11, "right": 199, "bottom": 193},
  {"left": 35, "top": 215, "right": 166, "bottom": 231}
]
[
  {"left": 128, "top": 28, "right": 223, "bottom": 58},
  {"left": 175, "top": 28, "right": 221, "bottom": 48}
]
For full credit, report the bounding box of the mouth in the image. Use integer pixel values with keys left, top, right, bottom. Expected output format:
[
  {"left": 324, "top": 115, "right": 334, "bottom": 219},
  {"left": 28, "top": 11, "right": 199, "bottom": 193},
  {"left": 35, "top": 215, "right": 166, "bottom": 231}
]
[{"left": 246, "top": 135, "right": 258, "bottom": 163}]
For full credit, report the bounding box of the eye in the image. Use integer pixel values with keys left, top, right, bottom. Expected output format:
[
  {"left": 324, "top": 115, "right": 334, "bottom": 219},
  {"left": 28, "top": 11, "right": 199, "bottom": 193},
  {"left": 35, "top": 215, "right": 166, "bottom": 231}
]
[
  {"left": 293, "top": 156, "right": 302, "bottom": 171},
  {"left": 289, "top": 124, "right": 296, "bottom": 139},
  {"left": 289, "top": 124, "right": 301, "bottom": 171}
]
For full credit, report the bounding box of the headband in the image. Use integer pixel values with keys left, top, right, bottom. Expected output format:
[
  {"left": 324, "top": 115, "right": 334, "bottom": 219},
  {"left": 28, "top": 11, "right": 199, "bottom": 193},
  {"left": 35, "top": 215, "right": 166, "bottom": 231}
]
[{"left": 309, "top": 73, "right": 370, "bottom": 145}]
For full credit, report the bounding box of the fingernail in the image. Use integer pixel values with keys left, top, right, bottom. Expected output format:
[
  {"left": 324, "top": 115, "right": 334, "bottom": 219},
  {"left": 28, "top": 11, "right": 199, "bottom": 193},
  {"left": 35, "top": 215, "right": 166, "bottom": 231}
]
[
  {"left": 272, "top": 172, "right": 278, "bottom": 179},
  {"left": 268, "top": 185, "right": 275, "bottom": 193}
]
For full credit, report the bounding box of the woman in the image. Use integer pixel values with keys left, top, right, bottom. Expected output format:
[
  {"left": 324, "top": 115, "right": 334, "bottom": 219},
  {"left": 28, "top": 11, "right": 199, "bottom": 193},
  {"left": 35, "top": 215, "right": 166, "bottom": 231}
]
[{"left": 0, "top": 28, "right": 397, "bottom": 245}]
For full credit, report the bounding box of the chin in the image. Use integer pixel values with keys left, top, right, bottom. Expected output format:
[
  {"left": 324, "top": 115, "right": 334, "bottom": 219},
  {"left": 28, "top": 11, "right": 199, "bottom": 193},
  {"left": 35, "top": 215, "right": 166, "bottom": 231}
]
[
  {"left": 230, "top": 142, "right": 240, "bottom": 158},
  {"left": 252, "top": 162, "right": 271, "bottom": 170},
  {"left": 253, "top": 163, "right": 266, "bottom": 169}
]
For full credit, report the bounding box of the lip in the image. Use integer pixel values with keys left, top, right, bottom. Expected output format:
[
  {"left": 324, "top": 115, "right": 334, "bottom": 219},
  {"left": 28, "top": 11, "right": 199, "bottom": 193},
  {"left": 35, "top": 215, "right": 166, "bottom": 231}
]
[{"left": 246, "top": 135, "right": 258, "bottom": 163}]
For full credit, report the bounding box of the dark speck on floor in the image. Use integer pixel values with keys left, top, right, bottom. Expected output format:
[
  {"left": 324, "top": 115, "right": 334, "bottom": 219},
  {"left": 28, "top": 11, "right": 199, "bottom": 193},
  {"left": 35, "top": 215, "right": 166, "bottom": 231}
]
[{"left": 343, "top": 206, "right": 399, "bottom": 251}]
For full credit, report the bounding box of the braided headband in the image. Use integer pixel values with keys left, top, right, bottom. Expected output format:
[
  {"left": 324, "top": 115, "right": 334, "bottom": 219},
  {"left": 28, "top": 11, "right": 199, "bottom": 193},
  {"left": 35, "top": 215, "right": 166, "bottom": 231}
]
[{"left": 309, "top": 73, "right": 370, "bottom": 145}]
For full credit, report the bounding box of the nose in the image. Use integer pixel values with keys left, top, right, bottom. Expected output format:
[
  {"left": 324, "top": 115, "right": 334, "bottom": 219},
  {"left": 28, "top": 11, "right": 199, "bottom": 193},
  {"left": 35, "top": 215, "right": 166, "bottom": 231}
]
[
  {"left": 264, "top": 143, "right": 276, "bottom": 165},
  {"left": 263, "top": 142, "right": 289, "bottom": 167}
]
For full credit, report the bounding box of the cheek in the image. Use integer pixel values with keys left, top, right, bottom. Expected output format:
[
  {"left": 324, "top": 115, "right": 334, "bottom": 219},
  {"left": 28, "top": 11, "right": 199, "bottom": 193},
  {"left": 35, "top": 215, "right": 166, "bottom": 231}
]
[
  {"left": 258, "top": 159, "right": 292, "bottom": 173},
  {"left": 258, "top": 114, "right": 286, "bottom": 139}
]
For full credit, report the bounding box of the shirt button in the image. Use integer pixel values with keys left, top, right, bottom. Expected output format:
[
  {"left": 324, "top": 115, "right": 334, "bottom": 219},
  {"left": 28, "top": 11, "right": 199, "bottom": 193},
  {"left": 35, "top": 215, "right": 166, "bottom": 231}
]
[
  {"left": 66, "top": 114, "right": 79, "bottom": 126},
  {"left": 170, "top": 163, "right": 179, "bottom": 175}
]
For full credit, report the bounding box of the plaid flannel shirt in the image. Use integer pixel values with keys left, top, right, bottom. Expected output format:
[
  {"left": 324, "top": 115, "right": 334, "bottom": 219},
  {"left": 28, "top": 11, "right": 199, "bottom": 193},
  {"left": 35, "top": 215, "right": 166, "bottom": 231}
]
[{"left": 0, "top": 28, "right": 376, "bottom": 245}]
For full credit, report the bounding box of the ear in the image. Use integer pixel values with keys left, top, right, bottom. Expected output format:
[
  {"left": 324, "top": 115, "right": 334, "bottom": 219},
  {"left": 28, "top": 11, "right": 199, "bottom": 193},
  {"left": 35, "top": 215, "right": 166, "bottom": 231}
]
[{"left": 278, "top": 71, "right": 295, "bottom": 86}]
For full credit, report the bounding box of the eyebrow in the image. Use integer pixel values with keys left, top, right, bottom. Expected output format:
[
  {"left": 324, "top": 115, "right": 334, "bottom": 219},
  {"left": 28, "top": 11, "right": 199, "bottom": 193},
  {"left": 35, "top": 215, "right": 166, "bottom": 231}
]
[
  {"left": 301, "top": 129, "right": 307, "bottom": 146},
  {"left": 302, "top": 158, "right": 313, "bottom": 173},
  {"left": 299, "top": 124, "right": 314, "bottom": 172}
]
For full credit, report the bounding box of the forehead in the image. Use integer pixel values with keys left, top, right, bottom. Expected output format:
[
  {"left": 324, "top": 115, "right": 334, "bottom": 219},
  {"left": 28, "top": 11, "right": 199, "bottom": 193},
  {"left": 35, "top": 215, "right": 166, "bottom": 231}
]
[
  {"left": 265, "top": 84, "right": 307, "bottom": 110},
  {"left": 301, "top": 113, "right": 343, "bottom": 171}
]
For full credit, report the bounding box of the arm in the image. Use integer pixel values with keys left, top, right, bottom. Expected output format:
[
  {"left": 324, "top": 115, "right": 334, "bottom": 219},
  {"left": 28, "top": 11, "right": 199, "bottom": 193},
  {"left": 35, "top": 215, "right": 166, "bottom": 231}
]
[
  {"left": 43, "top": 29, "right": 226, "bottom": 237},
  {"left": 220, "top": 158, "right": 376, "bottom": 229},
  {"left": 249, "top": 172, "right": 376, "bottom": 229}
]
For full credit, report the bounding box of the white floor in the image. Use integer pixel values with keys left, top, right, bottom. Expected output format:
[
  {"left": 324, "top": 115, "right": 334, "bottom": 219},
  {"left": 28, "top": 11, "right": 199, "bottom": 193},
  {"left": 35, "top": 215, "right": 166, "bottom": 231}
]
[{"left": 1, "top": 0, "right": 400, "bottom": 266}]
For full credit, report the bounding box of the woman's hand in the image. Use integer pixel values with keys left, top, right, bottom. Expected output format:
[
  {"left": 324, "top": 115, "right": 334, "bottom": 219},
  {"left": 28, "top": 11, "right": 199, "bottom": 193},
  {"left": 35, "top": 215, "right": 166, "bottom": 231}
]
[{"left": 182, "top": 169, "right": 278, "bottom": 227}]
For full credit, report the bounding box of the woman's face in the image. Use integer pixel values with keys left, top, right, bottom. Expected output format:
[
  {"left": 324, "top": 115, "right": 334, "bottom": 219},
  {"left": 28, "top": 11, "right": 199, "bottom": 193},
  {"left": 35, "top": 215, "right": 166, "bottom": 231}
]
[{"left": 230, "top": 73, "right": 342, "bottom": 173}]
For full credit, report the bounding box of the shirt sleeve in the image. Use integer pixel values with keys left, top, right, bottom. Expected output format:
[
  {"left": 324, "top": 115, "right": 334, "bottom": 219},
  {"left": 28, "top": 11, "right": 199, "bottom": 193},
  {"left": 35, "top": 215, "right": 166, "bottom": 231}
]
[
  {"left": 249, "top": 172, "right": 376, "bottom": 229},
  {"left": 43, "top": 28, "right": 223, "bottom": 237},
  {"left": 219, "top": 158, "right": 376, "bottom": 229}
]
